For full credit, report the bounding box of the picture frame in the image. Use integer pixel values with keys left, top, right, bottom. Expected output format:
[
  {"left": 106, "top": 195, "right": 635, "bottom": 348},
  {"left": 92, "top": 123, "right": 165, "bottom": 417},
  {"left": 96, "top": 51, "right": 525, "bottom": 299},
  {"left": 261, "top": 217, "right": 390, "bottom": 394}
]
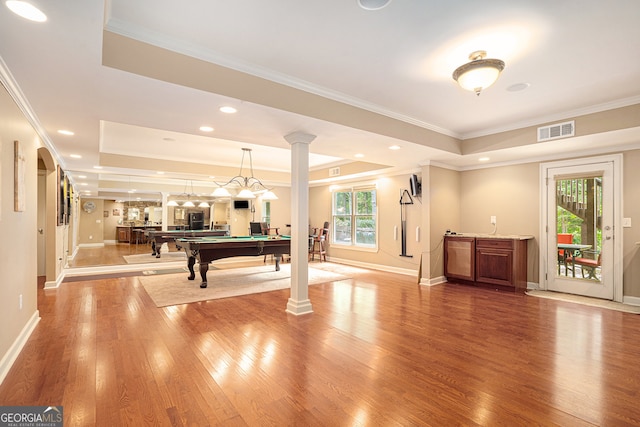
[
  {"left": 104, "top": 210, "right": 109, "bottom": 218},
  {"left": 112, "top": 208, "right": 120, "bottom": 216},
  {"left": 14, "top": 140, "right": 25, "bottom": 212}
]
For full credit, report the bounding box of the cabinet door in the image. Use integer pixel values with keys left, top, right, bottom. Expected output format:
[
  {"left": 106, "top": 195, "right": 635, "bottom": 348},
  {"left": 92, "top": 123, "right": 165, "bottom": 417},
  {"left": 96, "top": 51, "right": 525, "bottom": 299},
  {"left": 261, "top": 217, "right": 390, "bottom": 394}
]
[
  {"left": 444, "top": 237, "right": 475, "bottom": 281},
  {"left": 476, "top": 247, "right": 513, "bottom": 287}
]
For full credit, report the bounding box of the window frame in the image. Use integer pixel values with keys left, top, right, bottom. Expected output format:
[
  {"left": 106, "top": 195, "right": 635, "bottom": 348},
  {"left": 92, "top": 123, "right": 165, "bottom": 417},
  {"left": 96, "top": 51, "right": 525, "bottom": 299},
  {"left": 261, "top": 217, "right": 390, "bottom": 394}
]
[{"left": 331, "top": 184, "right": 378, "bottom": 251}]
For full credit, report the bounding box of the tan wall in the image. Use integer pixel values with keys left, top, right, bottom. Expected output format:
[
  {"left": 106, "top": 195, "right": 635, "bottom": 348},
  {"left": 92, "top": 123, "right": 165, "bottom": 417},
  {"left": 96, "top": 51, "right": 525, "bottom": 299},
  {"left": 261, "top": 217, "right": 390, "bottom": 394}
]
[
  {"left": 427, "top": 166, "right": 461, "bottom": 278},
  {"left": 0, "top": 84, "right": 40, "bottom": 373},
  {"left": 78, "top": 198, "right": 105, "bottom": 245},
  {"left": 103, "top": 200, "right": 125, "bottom": 241},
  {"left": 459, "top": 163, "right": 541, "bottom": 283},
  {"left": 310, "top": 174, "right": 422, "bottom": 272},
  {"left": 622, "top": 150, "right": 640, "bottom": 297}
]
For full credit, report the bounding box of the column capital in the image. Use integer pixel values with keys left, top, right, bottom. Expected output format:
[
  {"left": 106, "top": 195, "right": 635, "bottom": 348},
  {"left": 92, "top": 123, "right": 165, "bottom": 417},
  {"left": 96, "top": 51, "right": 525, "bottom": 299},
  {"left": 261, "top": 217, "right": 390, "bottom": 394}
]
[{"left": 284, "top": 131, "right": 316, "bottom": 146}]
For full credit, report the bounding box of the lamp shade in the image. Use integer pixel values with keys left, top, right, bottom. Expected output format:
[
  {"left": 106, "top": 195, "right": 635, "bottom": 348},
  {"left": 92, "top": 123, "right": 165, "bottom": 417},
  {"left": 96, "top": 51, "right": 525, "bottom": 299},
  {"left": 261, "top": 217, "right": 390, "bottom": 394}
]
[
  {"left": 236, "top": 188, "right": 256, "bottom": 199},
  {"left": 453, "top": 51, "right": 505, "bottom": 96},
  {"left": 261, "top": 190, "right": 278, "bottom": 200},
  {"left": 212, "top": 187, "right": 232, "bottom": 197},
  {"left": 198, "top": 201, "right": 210, "bottom": 208},
  {"left": 166, "top": 200, "right": 179, "bottom": 207},
  {"left": 182, "top": 200, "right": 195, "bottom": 207}
]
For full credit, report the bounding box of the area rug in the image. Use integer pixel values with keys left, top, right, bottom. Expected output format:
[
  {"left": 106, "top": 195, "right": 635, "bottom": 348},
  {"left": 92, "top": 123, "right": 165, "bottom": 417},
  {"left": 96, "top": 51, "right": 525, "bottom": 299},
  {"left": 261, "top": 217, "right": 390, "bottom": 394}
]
[
  {"left": 139, "top": 264, "right": 351, "bottom": 307},
  {"left": 526, "top": 290, "right": 640, "bottom": 314},
  {"left": 123, "top": 252, "right": 187, "bottom": 264}
]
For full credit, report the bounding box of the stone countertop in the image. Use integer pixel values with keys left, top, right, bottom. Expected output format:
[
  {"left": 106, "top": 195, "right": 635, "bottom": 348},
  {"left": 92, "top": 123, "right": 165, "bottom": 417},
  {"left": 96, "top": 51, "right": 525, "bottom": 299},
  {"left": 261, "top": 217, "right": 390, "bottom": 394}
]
[{"left": 445, "top": 233, "right": 534, "bottom": 240}]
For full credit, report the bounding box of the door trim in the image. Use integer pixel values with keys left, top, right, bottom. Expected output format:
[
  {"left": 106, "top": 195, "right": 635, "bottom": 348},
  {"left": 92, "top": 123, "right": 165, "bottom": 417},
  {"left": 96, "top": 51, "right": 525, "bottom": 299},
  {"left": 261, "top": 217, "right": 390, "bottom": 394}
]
[{"left": 539, "top": 154, "right": 623, "bottom": 302}]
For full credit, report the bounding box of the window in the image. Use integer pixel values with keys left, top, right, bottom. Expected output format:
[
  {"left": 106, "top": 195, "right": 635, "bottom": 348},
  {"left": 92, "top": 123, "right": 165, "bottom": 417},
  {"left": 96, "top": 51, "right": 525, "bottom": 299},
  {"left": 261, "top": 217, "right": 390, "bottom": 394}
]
[
  {"left": 261, "top": 200, "right": 271, "bottom": 225},
  {"left": 332, "top": 186, "right": 377, "bottom": 248}
]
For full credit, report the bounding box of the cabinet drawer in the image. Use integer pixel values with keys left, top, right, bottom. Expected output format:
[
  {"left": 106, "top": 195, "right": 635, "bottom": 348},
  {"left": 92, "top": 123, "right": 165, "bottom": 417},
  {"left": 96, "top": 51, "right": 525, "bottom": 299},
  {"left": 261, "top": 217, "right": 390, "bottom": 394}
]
[{"left": 476, "top": 238, "right": 513, "bottom": 250}]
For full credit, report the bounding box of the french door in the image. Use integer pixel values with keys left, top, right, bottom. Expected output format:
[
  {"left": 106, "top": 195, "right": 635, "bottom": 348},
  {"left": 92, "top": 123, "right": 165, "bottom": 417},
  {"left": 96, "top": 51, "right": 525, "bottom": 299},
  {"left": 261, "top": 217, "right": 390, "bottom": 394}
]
[{"left": 542, "top": 156, "right": 621, "bottom": 300}]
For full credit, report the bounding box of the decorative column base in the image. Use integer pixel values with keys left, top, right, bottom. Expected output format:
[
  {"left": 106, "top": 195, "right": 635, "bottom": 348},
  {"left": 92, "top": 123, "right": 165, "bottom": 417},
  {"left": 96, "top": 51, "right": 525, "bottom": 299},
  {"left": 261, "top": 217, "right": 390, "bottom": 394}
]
[{"left": 286, "top": 298, "right": 313, "bottom": 315}]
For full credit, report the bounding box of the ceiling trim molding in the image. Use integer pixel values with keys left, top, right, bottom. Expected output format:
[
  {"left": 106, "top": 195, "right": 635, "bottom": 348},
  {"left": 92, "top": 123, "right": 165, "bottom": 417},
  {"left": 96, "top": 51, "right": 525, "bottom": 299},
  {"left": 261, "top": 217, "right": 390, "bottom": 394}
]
[
  {"left": 0, "top": 55, "right": 63, "bottom": 169},
  {"left": 461, "top": 95, "right": 640, "bottom": 140},
  {"left": 104, "top": 19, "right": 458, "bottom": 139}
]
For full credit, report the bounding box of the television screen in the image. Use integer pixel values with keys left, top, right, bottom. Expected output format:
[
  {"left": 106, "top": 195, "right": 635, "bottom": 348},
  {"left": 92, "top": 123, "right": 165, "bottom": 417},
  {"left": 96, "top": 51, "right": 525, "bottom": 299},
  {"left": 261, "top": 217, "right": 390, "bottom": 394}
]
[
  {"left": 409, "top": 174, "right": 421, "bottom": 196},
  {"left": 233, "top": 200, "right": 250, "bottom": 209}
]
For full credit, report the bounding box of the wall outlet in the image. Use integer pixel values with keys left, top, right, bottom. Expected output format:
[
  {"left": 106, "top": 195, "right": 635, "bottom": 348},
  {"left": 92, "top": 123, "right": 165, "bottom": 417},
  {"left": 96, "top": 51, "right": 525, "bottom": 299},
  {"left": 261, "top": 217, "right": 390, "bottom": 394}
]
[{"left": 490, "top": 216, "right": 497, "bottom": 225}]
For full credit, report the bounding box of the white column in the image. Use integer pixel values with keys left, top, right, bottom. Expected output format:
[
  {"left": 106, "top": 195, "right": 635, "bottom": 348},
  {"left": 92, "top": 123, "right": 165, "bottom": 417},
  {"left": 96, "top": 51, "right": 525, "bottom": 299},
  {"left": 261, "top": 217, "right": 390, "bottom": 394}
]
[
  {"left": 161, "top": 192, "right": 169, "bottom": 231},
  {"left": 284, "top": 131, "right": 316, "bottom": 315}
]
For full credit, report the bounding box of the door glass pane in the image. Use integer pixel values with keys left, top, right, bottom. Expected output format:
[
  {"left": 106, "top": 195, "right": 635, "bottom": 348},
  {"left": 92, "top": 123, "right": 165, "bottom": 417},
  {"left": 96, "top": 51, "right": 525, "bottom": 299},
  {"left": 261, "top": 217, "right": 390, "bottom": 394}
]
[{"left": 555, "top": 176, "right": 602, "bottom": 282}]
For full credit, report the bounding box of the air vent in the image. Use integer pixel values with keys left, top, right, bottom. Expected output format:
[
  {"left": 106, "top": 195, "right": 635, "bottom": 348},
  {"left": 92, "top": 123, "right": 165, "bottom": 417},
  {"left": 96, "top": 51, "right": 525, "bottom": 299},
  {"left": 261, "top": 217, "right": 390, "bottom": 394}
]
[
  {"left": 538, "top": 120, "right": 575, "bottom": 142},
  {"left": 329, "top": 167, "right": 341, "bottom": 177}
]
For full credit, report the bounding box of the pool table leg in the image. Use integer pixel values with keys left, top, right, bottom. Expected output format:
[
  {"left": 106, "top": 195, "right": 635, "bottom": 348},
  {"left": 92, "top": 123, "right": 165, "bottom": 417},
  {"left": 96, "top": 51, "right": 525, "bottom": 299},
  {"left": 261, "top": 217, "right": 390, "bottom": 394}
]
[
  {"left": 275, "top": 254, "right": 282, "bottom": 271},
  {"left": 199, "top": 262, "right": 209, "bottom": 288},
  {"left": 187, "top": 256, "right": 196, "bottom": 281},
  {"left": 151, "top": 242, "right": 158, "bottom": 257}
]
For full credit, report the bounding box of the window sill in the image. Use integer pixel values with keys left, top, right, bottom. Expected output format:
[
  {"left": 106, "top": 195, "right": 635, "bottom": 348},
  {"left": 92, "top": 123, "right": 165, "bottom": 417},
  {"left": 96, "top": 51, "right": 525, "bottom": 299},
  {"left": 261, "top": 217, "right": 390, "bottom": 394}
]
[{"left": 331, "top": 243, "right": 378, "bottom": 253}]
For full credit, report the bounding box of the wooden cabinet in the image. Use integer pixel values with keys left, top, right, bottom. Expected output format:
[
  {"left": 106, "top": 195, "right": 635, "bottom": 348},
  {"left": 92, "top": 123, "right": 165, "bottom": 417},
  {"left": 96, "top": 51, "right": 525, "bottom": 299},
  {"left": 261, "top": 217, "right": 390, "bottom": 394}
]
[
  {"left": 445, "top": 235, "right": 529, "bottom": 291},
  {"left": 117, "top": 226, "right": 131, "bottom": 243},
  {"left": 443, "top": 236, "right": 475, "bottom": 281}
]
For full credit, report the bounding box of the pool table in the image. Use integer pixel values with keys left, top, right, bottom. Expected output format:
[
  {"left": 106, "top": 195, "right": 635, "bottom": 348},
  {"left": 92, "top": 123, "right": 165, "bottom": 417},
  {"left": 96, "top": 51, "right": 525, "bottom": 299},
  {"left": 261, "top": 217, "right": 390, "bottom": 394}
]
[
  {"left": 146, "top": 229, "right": 229, "bottom": 258},
  {"left": 177, "top": 235, "right": 291, "bottom": 288}
]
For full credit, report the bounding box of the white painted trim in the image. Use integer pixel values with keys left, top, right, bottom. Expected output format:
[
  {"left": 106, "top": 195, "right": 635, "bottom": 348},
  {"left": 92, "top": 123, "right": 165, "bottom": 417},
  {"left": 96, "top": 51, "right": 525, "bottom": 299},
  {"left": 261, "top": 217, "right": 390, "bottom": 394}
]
[
  {"left": 539, "top": 154, "right": 624, "bottom": 302},
  {"left": 0, "top": 310, "right": 40, "bottom": 385},
  {"left": 420, "top": 276, "right": 446, "bottom": 286},
  {"left": 77, "top": 243, "right": 106, "bottom": 248},
  {"left": 328, "top": 256, "right": 418, "bottom": 277},
  {"left": 623, "top": 296, "right": 640, "bottom": 307}
]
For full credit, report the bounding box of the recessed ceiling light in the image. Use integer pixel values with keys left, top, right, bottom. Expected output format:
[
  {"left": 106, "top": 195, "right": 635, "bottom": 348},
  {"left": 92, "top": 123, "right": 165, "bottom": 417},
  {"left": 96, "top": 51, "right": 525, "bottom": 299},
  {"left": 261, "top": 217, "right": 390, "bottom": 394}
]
[
  {"left": 70, "top": 154, "right": 82, "bottom": 159},
  {"left": 355, "top": 153, "right": 364, "bottom": 158},
  {"left": 157, "top": 171, "right": 165, "bottom": 175},
  {"left": 220, "top": 106, "right": 237, "bottom": 114},
  {"left": 80, "top": 183, "right": 88, "bottom": 186},
  {"left": 389, "top": 145, "right": 401, "bottom": 150},
  {"left": 479, "top": 157, "right": 490, "bottom": 162},
  {"left": 77, "top": 175, "right": 87, "bottom": 179},
  {"left": 57, "top": 130, "right": 74, "bottom": 136},
  {"left": 6, "top": 1, "right": 47, "bottom": 22},
  {"left": 199, "top": 126, "right": 214, "bottom": 132},
  {"left": 93, "top": 166, "right": 103, "bottom": 169},
  {"left": 507, "top": 83, "right": 531, "bottom": 92}
]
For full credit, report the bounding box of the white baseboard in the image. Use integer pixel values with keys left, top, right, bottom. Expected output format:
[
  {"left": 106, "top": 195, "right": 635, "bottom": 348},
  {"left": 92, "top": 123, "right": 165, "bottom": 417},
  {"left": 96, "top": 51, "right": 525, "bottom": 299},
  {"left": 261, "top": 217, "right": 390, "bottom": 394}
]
[
  {"left": 44, "top": 273, "right": 64, "bottom": 289},
  {"left": 420, "top": 275, "right": 446, "bottom": 286},
  {"left": 0, "top": 310, "right": 40, "bottom": 386},
  {"left": 328, "top": 256, "right": 418, "bottom": 277},
  {"left": 623, "top": 295, "right": 640, "bottom": 306},
  {"left": 78, "top": 242, "right": 105, "bottom": 248}
]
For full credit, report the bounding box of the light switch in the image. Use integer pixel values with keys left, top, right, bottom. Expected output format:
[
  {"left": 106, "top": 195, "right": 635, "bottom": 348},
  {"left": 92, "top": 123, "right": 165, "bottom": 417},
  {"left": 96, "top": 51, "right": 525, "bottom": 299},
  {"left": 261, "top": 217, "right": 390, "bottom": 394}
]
[{"left": 623, "top": 217, "right": 632, "bottom": 228}]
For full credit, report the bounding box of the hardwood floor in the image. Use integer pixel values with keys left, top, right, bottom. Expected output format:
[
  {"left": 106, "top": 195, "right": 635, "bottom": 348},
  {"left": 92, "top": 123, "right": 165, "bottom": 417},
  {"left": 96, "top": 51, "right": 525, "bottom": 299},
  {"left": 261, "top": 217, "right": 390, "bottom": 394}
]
[{"left": 3, "top": 245, "right": 640, "bottom": 426}]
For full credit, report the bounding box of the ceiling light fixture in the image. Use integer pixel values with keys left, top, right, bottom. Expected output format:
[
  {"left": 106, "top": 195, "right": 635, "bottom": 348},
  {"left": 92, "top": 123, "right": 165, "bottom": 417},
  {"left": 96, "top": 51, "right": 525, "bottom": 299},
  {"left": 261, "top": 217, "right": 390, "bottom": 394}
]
[
  {"left": 6, "top": 1, "right": 47, "bottom": 22},
  {"left": 219, "top": 106, "right": 237, "bottom": 114},
  {"left": 57, "top": 129, "right": 74, "bottom": 136},
  {"left": 452, "top": 50, "right": 505, "bottom": 96},
  {"left": 199, "top": 126, "right": 214, "bottom": 132},
  {"left": 212, "top": 148, "right": 277, "bottom": 200},
  {"left": 357, "top": 0, "right": 393, "bottom": 11}
]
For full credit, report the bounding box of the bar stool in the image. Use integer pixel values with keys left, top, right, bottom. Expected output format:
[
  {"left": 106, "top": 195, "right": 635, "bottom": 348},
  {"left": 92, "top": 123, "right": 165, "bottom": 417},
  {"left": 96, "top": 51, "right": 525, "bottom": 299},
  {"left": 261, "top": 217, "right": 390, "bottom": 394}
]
[{"left": 309, "top": 222, "right": 329, "bottom": 262}]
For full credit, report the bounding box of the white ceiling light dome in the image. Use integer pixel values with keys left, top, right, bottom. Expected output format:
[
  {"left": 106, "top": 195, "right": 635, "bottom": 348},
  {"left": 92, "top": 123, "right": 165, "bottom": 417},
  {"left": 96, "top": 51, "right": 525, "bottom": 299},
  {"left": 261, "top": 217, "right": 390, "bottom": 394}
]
[{"left": 357, "top": 0, "right": 393, "bottom": 11}]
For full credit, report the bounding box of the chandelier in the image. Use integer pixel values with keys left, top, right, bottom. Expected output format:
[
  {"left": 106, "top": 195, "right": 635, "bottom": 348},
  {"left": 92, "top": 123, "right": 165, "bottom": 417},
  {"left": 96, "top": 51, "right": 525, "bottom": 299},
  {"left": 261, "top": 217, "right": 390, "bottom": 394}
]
[
  {"left": 452, "top": 50, "right": 505, "bottom": 96},
  {"left": 212, "top": 148, "right": 278, "bottom": 200},
  {"left": 167, "top": 180, "right": 210, "bottom": 207}
]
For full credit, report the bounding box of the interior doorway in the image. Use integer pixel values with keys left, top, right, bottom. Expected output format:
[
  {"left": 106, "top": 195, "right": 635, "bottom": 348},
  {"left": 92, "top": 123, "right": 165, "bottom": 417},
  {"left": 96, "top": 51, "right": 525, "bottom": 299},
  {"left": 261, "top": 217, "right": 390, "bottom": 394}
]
[{"left": 540, "top": 154, "right": 623, "bottom": 301}]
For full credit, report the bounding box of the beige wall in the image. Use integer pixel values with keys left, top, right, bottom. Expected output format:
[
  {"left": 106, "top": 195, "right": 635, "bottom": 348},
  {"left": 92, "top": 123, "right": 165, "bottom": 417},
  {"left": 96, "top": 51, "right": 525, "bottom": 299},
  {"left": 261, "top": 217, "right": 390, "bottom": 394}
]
[
  {"left": 459, "top": 163, "right": 541, "bottom": 283},
  {"left": 103, "top": 200, "right": 124, "bottom": 241},
  {"left": 0, "top": 84, "right": 40, "bottom": 378},
  {"left": 622, "top": 150, "right": 640, "bottom": 297},
  {"left": 78, "top": 198, "right": 105, "bottom": 245},
  {"left": 310, "top": 174, "right": 422, "bottom": 272},
  {"left": 427, "top": 166, "right": 461, "bottom": 279}
]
